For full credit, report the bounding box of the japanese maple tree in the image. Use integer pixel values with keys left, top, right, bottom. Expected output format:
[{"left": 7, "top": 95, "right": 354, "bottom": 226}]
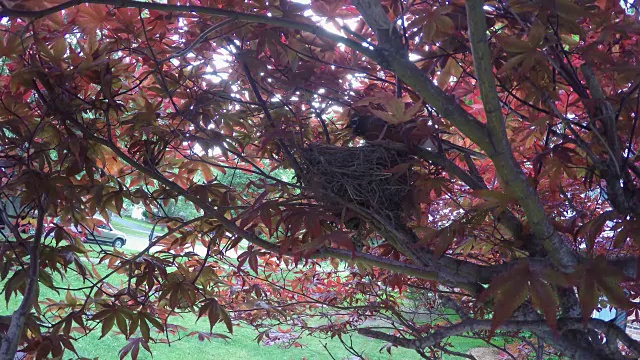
[{"left": 1, "top": 0, "right": 640, "bottom": 359}]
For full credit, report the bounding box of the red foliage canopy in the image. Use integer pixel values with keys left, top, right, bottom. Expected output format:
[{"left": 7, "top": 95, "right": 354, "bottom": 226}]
[{"left": 1, "top": 0, "right": 640, "bottom": 359}]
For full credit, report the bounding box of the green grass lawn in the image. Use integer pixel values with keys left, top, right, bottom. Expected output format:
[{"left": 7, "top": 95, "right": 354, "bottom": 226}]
[
  {"left": 68, "top": 317, "right": 493, "bottom": 360},
  {"left": 110, "top": 216, "right": 167, "bottom": 240},
  {"left": 119, "top": 216, "right": 167, "bottom": 232},
  {"left": 2, "top": 254, "right": 495, "bottom": 359}
]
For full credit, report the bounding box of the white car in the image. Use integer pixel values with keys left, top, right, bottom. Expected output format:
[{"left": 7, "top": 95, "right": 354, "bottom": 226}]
[{"left": 82, "top": 222, "right": 127, "bottom": 248}]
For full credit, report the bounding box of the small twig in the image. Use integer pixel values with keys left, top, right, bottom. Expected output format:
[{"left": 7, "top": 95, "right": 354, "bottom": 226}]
[
  {"left": 320, "top": 341, "right": 338, "bottom": 360},
  {"left": 622, "top": 92, "right": 640, "bottom": 170},
  {"left": 162, "top": 19, "right": 235, "bottom": 61},
  {"left": 227, "top": 40, "right": 302, "bottom": 174},
  {"left": 312, "top": 107, "right": 332, "bottom": 144},
  {"left": 435, "top": 344, "right": 477, "bottom": 360}
]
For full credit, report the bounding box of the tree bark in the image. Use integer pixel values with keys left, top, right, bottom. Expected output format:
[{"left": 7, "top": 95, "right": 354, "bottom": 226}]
[{"left": 0, "top": 205, "right": 45, "bottom": 360}]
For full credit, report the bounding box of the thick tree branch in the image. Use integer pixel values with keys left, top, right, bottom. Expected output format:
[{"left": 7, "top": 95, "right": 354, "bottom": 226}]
[
  {"left": 315, "top": 248, "right": 481, "bottom": 291},
  {"left": 587, "top": 318, "right": 640, "bottom": 356},
  {"left": 464, "top": 0, "right": 577, "bottom": 271},
  {"left": 359, "top": 318, "right": 635, "bottom": 360},
  {"left": 351, "top": 0, "right": 576, "bottom": 270},
  {"left": 414, "top": 148, "right": 486, "bottom": 190},
  {"left": 541, "top": 36, "right": 640, "bottom": 217},
  {"left": 578, "top": 64, "right": 640, "bottom": 216},
  {"left": 0, "top": 0, "right": 376, "bottom": 62},
  {"left": 350, "top": 0, "right": 492, "bottom": 153},
  {"left": 0, "top": 201, "right": 44, "bottom": 359},
  {"left": 365, "top": 211, "right": 484, "bottom": 293},
  {"left": 581, "top": 64, "right": 622, "bottom": 169}
]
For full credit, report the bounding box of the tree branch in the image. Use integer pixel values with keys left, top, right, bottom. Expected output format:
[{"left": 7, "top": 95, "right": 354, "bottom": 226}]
[
  {"left": 13, "top": 0, "right": 555, "bottom": 274},
  {"left": 69, "top": 117, "right": 489, "bottom": 292},
  {"left": 350, "top": 0, "right": 492, "bottom": 153},
  {"left": 0, "top": 200, "right": 45, "bottom": 359},
  {"left": 464, "top": 0, "right": 577, "bottom": 271},
  {"left": 351, "top": 0, "right": 576, "bottom": 270},
  {"left": 359, "top": 318, "right": 633, "bottom": 360},
  {"left": 412, "top": 147, "right": 529, "bottom": 249},
  {"left": 581, "top": 64, "right": 622, "bottom": 169},
  {"left": 0, "top": 0, "right": 376, "bottom": 62}
]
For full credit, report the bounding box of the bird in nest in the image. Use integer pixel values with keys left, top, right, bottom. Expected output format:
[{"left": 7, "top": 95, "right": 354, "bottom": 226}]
[{"left": 347, "top": 113, "right": 486, "bottom": 159}]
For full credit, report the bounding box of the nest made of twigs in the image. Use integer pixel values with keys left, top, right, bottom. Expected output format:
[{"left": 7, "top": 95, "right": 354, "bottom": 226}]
[{"left": 298, "top": 144, "right": 415, "bottom": 216}]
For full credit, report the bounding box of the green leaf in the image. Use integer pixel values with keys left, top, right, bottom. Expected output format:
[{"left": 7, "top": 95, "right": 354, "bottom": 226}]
[
  {"left": 143, "top": 312, "right": 164, "bottom": 332},
  {"left": 128, "top": 316, "right": 139, "bottom": 337},
  {"left": 206, "top": 303, "right": 220, "bottom": 332},
  {"left": 139, "top": 317, "right": 150, "bottom": 341},
  {"left": 100, "top": 314, "right": 116, "bottom": 339},
  {"left": 219, "top": 306, "right": 233, "bottom": 334},
  {"left": 116, "top": 313, "right": 128, "bottom": 336}
]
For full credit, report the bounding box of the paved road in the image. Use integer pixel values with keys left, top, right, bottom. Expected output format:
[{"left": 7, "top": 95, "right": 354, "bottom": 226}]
[
  {"left": 109, "top": 216, "right": 210, "bottom": 256},
  {"left": 110, "top": 216, "right": 153, "bottom": 233}
]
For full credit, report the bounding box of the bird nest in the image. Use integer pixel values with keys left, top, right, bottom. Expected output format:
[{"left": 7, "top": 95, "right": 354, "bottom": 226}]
[{"left": 298, "top": 144, "right": 415, "bottom": 216}]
